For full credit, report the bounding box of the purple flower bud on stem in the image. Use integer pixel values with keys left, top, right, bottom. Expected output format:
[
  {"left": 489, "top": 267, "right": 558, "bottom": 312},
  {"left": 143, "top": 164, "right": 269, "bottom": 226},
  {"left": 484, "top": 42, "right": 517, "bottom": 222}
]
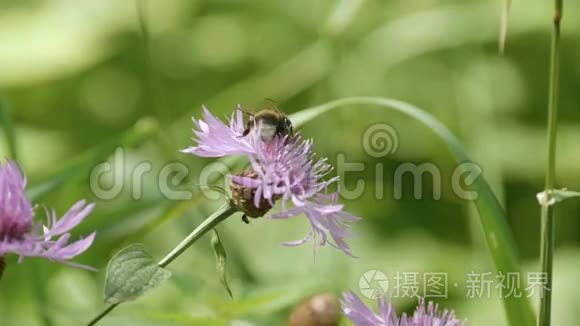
[{"left": 230, "top": 168, "right": 275, "bottom": 219}]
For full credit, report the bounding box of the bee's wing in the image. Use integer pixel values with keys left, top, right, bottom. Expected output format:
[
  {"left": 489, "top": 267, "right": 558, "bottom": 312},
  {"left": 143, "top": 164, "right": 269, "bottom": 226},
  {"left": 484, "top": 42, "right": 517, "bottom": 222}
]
[{"left": 263, "top": 98, "right": 283, "bottom": 113}]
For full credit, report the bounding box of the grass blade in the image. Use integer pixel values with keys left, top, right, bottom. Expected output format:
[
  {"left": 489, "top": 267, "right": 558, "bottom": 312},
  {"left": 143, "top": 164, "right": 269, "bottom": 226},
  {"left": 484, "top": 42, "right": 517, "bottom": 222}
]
[
  {"left": 0, "top": 100, "right": 18, "bottom": 161},
  {"left": 499, "top": 0, "right": 512, "bottom": 53}
]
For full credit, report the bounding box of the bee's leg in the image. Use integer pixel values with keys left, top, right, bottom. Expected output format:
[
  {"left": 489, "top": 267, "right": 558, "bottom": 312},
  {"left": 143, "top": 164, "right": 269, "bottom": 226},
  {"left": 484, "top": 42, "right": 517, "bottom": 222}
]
[
  {"left": 238, "top": 128, "right": 250, "bottom": 138},
  {"left": 238, "top": 119, "right": 254, "bottom": 138},
  {"left": 242, "top": 215, "right": 250, "bottom": 224}
]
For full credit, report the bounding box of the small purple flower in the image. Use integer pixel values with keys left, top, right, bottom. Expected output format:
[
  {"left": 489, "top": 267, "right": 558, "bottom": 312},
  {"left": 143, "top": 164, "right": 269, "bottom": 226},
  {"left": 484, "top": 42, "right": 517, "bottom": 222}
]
[
  {"left": 183, "top": 106, "right": 360, "bottom": 256},
  {"left": 0, "top": 160, "right": 96, "bottom": 270},
  {"left": 340, "top": 291, "right": 466, "bottom": 326}
]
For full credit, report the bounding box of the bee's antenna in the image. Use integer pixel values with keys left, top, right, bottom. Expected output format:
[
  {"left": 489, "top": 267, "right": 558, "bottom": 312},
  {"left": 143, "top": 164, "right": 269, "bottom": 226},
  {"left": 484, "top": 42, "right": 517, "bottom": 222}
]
[{"left": 237, "top": 106, "right": 254, "bottom": 116}]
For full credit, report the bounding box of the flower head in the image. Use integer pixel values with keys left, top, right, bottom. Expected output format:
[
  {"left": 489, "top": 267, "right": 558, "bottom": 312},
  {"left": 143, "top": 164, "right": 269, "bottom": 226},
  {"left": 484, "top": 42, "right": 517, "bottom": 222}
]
[
  {"left": 0, "top": 160, "right": 96, "bottom": 270},
  {"left": 340, "top": 291, "right": 466, "bottom": 326},
  {"left": 183, "top": 106, "right": 360, "bottom": 256}
]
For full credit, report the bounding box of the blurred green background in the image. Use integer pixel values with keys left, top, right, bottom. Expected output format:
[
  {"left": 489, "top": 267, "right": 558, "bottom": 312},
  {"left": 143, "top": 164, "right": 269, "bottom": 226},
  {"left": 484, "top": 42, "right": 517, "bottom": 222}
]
[{"left": 1, "top": 0, "right": 580, "bottom": 325}]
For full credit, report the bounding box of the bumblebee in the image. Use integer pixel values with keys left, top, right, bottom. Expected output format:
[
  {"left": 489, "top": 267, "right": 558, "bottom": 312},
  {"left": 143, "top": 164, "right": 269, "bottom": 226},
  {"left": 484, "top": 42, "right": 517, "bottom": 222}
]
[{"left": 240, "top": 105, "right": 293, "bottom": 141}]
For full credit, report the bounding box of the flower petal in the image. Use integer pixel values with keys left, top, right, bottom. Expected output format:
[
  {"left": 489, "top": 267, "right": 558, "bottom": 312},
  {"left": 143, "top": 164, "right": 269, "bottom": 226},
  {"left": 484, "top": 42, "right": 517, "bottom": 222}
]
[
  {"left": 42, "top": 201, "right": 95, "bottom": 238},
  {"left": 182, "top": 106, "right": 255, "bottom": 157}
]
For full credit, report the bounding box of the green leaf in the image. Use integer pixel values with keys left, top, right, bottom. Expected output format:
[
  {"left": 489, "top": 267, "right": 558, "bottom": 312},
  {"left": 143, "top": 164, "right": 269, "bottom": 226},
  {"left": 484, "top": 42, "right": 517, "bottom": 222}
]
[
  {"left": 325, "top": 0, "right": 365, "bottom": 36},
  {"left": 211, "top": 229, "right": 233, "bottom": 299},
  {"left": 104, "top": 244, "right": 171, "bottom": 304},
  {"left": 552, "top": 189, "right": 580, "bottom": 203},
  {"left": 0, "top": 99, "right": 18, "bottom": 161}
]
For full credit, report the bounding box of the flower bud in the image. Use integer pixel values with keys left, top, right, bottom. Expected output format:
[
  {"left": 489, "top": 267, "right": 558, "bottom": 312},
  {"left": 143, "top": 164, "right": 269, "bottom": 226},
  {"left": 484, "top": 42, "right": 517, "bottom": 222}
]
[
  {"left": 287, "top": 293, "right": 340, "bottom": 326},
  {"left": 230, "top": 168, "right": 273, "bottom": 219}
]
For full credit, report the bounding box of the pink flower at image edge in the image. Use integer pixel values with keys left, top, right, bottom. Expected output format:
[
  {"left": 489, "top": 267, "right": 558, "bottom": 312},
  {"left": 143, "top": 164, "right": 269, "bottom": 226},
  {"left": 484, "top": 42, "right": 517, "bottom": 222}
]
[{"left": 0, "top": 160, "right": 96, "bottom": 270}]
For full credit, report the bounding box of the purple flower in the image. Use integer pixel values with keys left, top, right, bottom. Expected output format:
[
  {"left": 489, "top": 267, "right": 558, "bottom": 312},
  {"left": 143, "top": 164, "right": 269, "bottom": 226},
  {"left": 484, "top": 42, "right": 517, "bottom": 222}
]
[
  {"left": 182, "top": 106, "right": 360, "bottom": 256},
  {"left": 0, "top": 160, "right": 96, "bottom": 270},
  {"left": 340, "top": 291, "right": 466, "bottom": 326}
]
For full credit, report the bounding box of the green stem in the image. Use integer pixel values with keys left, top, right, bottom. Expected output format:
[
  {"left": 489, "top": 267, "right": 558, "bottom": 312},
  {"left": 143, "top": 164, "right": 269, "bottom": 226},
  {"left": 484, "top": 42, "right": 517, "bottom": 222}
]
[
  {"left": 0, "top": 100, "right": 18, "bottom": 161},
  {"left": 538, "top": 1, "right": 562, "bottom": 325},
  {"left": 538, "top": 205, "right": 554, "bottom": 326},
  {"left": 158, "top": 202, "right": 237, "bottom": 267},
  {"left": 86, "top": 303, "right": 119, "bottom": 326},
  {"left": 87, "top": 202, "right": 238, "bottom": 326}
]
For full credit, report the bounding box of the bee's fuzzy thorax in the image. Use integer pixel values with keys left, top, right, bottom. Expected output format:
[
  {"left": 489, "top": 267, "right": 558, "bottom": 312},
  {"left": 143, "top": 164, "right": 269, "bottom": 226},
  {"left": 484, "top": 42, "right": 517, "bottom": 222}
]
[{"left": 240, "top": 106, "right": 293, "bottom": 141}]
